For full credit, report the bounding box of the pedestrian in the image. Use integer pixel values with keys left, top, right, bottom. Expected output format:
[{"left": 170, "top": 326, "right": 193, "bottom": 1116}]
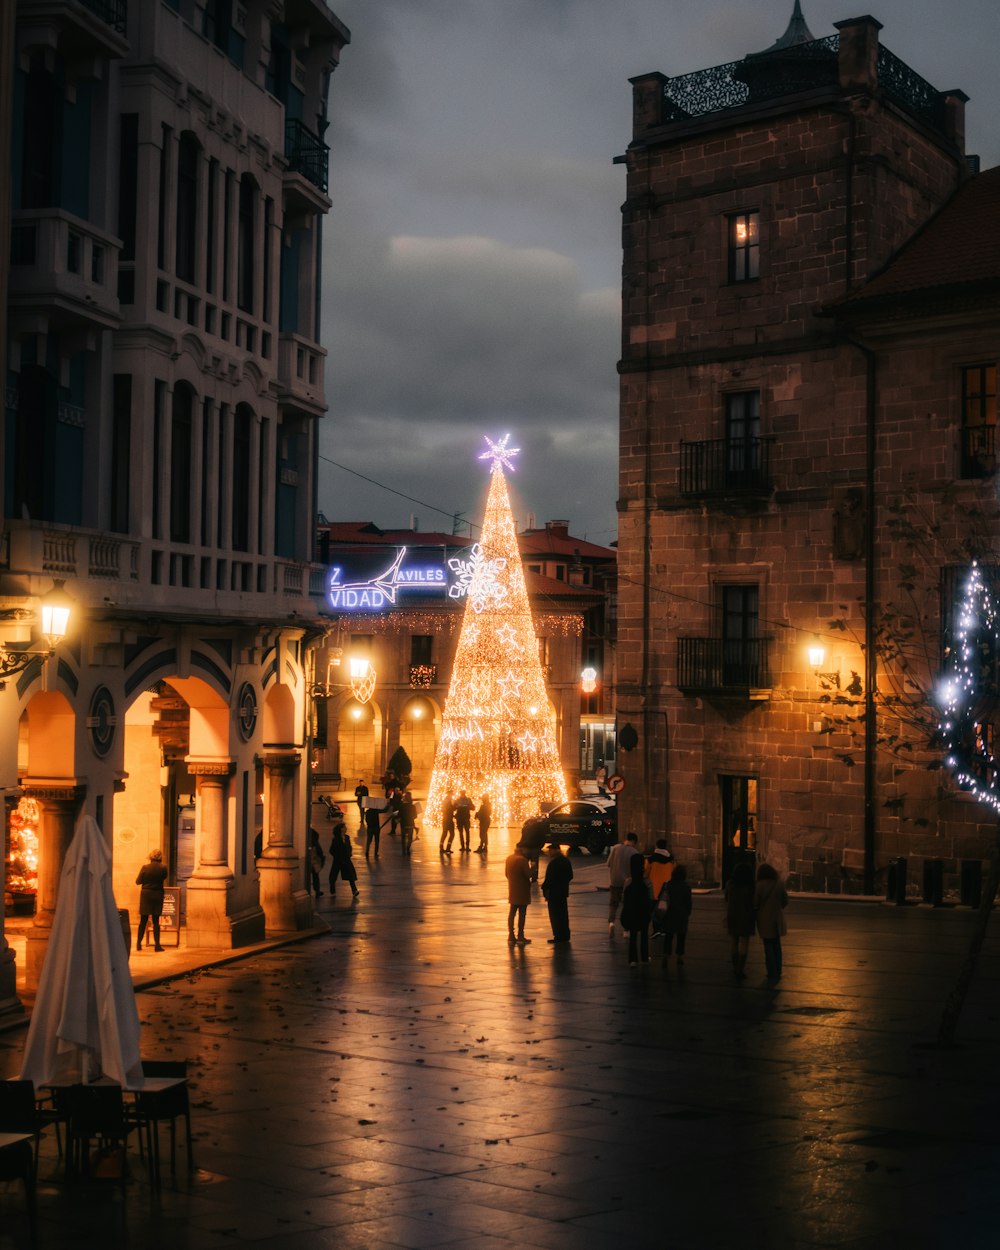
[
  {"left": 354, "top": 778, "right": 368, "bottom": 831},
  {"left": 364, "top": 803, "right": 383, "bottom": 859},
  {"left": 725, "top": 860, "right": 756, "bottom": 979},
  {"left": 389, "top": 786, "right": 403, "bottom": 836},
  {"left": 400, "top": 790, "right": 419, "bottom": 855},
  {"left": 307, "top": 827, "right": 325, "bottom": 899},
  {"left": 606, "top": 832, "right": 641, "bottom": 935},
  {"left": 474, "top": 794, "right": 492, "bottom": 853},
  {"left": 620, "top": 853, "right": 652, "bottom": 966},
  {"left": 645, "top": 839, "right": 675, "bottom": 937},
  {"left": 328, "top": 821, "right": 360, "bottom": 899},
  {"left": 439, "top": 792, "right": 455, "bottom": 853},
  {"left": 135, "top": 848, "right": 168, "bottom": 951},
  {"left": 454, "top": 790, "right": 473, "bottom": 851},
  {"left": 541, "top": 843, "right": 574, "bottom": 943},
  {"left": 754, "top": 862, "right": 789, "bottom": 984},
  {"left": 504, "top": 845, "right": 533, "bottom": 945},
  {"left": 661, "top": 864, "right": 693, "bottom": 963}
]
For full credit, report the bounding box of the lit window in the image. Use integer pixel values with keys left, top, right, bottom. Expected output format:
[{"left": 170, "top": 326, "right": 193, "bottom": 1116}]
[
  {"left": 728, "top": 211, "right": 759, "bottom": 282},
  {"left": 961, "top": 364, "right": 997, "bottom": 478}
]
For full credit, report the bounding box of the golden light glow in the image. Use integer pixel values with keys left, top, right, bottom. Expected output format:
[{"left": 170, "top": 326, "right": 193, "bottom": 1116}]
[
  {"left": 425, "top": 450, "right": 568, "bottom": 830},
  {"left": 808, "top": 642, "right": 826, "bottom": 668}
]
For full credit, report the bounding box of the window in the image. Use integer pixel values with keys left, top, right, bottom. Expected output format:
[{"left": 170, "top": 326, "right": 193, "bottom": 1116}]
[
  {"left": 410, "top": 636, "right": 433, "bottom": 666},
  {"left": 725, "top": 390, "right": 762, "bottom": 485},
  {"left": 176, "top": 133, "right": 199, "bottom": 284},
  {"left": 170, "top": 384, "right": 194, "bottom": 543},
  {"left": 728, "top": 211, "right": 759, "bottom": 282},
  {"left": 961, "top": 364, "right": 997, "bottom": 478},
  {"left": 231, "top": 404, "right": 251, "bottom": 552},
  {"left": 237, "top": 175, "right": 256, "bottom": 313},
  {"left": 111, "top": 374, "right": 131, "bottom": 533},
  {"left": 721, "top": 584, "right": 762, "bottom": 686}
]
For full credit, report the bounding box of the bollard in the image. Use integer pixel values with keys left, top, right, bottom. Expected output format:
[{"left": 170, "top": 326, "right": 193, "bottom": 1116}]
[
  {"left": 886, "top": 857, "right": 907, "bottom": 906},
  {"left": 922, "top": 859, "right": 944, "bottom": 907},
  {"left": 960, "top": 859, "right": 983, "bottom": 908}
]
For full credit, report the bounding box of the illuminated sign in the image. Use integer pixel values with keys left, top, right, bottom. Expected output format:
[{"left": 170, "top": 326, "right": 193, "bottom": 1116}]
[{"left": 326, "top": 546, "right": 450, "bottom": 612}]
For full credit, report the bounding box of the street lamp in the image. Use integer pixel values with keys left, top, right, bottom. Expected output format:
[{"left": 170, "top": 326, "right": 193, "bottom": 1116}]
[{"left": 0, "top": 582, "right": 73, "bottom": 682}]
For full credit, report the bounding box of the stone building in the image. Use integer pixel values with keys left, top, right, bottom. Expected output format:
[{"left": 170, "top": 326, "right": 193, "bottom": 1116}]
[
  {"left": 0, "top": 0, "right": 349, "bottom": 1015},
  {"left": 311, "top": 519, "right": 614, "bottom": 802},
  {"left": 616, "top": 5, "right": 999, "bottom": 895}
]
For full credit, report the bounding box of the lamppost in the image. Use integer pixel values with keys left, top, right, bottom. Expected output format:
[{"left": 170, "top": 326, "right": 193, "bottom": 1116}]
[{"left": 0, "top": 583, "right": 73, "bottom": 686}]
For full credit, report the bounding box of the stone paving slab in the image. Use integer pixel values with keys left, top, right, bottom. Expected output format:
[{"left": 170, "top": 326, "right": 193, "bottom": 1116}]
[{"left": 3, "top": 832, "right": 1000, "bottom": 1248}]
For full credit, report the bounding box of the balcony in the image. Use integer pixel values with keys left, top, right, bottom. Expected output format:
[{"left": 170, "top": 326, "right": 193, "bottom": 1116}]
[
  {"left": 677, "top": 637, "right": 772, "bottom": 700},
  {"left": 679, "top": 436, "right": 774, "bottom": 499},
  {"left": 409, "top": 664, "right": 437, "bottom": 689},
  {"left": 277, "top": 334, "right": 327, "bottom": 417},
  {"left": 17, "top": 0, "right": 129, "bottom": 60},
  {"left": 8, "top": 209, "right": 120, "bottom": 332},
  {"left": 283, "top": 119, "right": 329, "bottom": 201}
]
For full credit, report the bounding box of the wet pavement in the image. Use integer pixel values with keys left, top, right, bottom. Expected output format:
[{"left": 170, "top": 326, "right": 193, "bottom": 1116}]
[{"left": 3, "top": 824, "right": 1000, "bottom": 1249}]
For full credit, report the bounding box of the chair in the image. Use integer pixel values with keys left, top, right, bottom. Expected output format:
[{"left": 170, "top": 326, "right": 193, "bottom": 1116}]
[
  {"left": 0, "top": 1134, "right": 35, "bottom": 1227},
  {"left": 134, "top": 1060, "right": 193, "bottom": 1185},
  {"left": 64, "top": 1084, "right": 135, "bottom": 1191},
  {"left": 0, "top": 1079, "right": 63, "bottom": 1178}
]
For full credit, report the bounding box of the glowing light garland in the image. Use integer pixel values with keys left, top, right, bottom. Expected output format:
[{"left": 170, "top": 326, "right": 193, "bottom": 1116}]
[
  {"left": 425, "top": 438, "right": 569, "bottom": 830},
  {"left": 936, "top": 561, "right": 1000, "bottom": 810}
]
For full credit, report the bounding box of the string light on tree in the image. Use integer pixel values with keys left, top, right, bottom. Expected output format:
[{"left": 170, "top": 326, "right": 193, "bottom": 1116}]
[
  {"left": 425, "top": 435, "right": 568, "bottom": 830},
  {"left": 936, "top": 561, "right": 1000, "bottom": 810}
]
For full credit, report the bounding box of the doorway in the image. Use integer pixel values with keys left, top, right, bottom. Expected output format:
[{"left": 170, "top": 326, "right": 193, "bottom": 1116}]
[{"left": 720, "top": 774, "right": 757, "bottom": 885}]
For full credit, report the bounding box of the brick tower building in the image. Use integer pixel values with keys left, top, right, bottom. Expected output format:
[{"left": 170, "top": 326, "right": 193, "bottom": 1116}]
[{"left": 616, "top": 6, "right": 999, "bottom": 895}]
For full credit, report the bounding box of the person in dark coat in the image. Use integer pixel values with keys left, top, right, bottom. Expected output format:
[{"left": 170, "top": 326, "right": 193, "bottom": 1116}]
[
  {"left": 620, "top": 853, "right": 653, "bottom": 966},
  {"left": 454, "top": 791, "right": 473, "bottom": 852},
  {"left": 364, "top": 803, "right": 383, "bottom": 859},
  {"left": 662, "top": 864, "right": 693, "bottom": 963},
  {"left": 439, "top": 793, "right": 455, "bottom": 854},
  {"left": 399, "top": 790, "right": 419, "bottom": 855},
  {"left": 328, "top": 821, "right": 359, "bottom": 899},
  {"left": 474, "top": 795, "right": 492, "bottom": 853},
  {"left": 725, "top": 860, "right": 756, "bottom": 979},
  {"left": 353, "top": 779, "right": 368, "bottom": 831},
  {"left": 541, "top": 844, "right": 574, "bottom": 943},
  {"left": 307, "top": 828, "right": 325, "bottom": 899},
  {"left": 136, "top": 848, "right": 168, "bottom": 951},
  {"left": 505, "top": 846, "right": 532, "bottom": 944},
  {"left": 754, "top": 862, "right": 789, "bottom": 984}
]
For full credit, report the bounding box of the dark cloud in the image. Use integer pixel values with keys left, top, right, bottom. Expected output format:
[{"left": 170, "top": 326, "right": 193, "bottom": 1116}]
[{"left": 321, "top": 0, "right": 999, "bottom": 541}]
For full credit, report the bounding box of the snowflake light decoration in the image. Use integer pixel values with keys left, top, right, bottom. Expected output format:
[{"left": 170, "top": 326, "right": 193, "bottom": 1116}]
[
  {"left": 448, "top": 543, "right": 509, "bottom": 613},
  {"left": 479, "top": 433, "right": 520, "bottom": 474},
  {"left": 937, "top": 561, "right": 1000, "bottom": 811}
]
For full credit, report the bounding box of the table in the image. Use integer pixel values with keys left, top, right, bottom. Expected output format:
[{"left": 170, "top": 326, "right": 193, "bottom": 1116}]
[{"left": 0, "top": 1130, "right": 35, "bottom": 1219}]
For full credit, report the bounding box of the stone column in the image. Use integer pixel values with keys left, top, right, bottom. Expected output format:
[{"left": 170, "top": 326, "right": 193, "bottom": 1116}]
[
  {"left": 185, "top": 759, "right": 236, "bottom": 948},
  {"left": 258, "top": 749, "right": 311, "bottom": 933},
  {"left": 22, "top": 781, "right": 86, "bottom": 985}
]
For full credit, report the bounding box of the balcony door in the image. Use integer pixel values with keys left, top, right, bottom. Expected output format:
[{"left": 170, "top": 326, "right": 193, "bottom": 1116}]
[
  {"left": 721, "top": 585, "right": 759, "bottom": 686},
  {"left": 725, "top": 391, "right": 761, "bottom": 488}
]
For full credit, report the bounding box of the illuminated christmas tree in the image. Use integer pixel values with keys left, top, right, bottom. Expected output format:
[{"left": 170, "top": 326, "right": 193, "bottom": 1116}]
[{"left": 425, "top": 435, "right": 568, "bottom": 831}]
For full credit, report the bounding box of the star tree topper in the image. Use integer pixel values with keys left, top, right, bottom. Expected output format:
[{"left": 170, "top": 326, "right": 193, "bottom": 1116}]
[{"left": 479, "top": 433, "right": 520, "bottom": 474}]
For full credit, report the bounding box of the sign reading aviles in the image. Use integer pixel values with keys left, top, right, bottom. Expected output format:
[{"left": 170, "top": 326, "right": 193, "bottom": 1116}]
[{"left": 327, "top": 546, "right": 451, "bottom": 612}]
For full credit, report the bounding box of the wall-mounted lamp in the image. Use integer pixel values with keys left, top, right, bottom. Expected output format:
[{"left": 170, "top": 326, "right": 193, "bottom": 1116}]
[
  {"left": 0, "top": 582, "right": 73, "bottom": 682},
  {"left": 808, "top": 638, "right": 840, "bottom": 688},
  {"left": 310, "top": 651, "right": 376, "bottom": 704},
  {"left": 581, "top": 665, "right": 598, "bottom": 694}
]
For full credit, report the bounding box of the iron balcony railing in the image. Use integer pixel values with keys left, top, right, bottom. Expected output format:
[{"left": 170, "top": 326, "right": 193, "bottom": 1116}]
[
  {"left": 677, "top": 637, "right": 772, "bottom": 694},
  {"left": 662, "top": 36, "right": 948, "bottom": 138},
  {"left": 284, "top": 119, "right": 329, "bottom": 194},
  {"left": 82, "top": 0, "right": 127, "bottom": 34},
  {"left": 679, "top": 436, "right": 774, "bottom": 497}
]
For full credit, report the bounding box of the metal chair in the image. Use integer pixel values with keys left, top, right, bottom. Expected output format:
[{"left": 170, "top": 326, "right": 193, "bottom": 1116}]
[
  {"left": 64, "top": 1084, "right": 135, "bottom": 1190},
  {"left": 0, "top": 1079, "right": 63, "bottom": 1179},
  {"left": 133, "top": 1060, "right": 193, "bottom": 1185}
]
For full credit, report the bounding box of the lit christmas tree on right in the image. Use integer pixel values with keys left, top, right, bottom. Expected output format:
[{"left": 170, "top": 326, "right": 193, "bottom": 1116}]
[{"left": 424, "top": 435, "right": 568, "bottom": 831}]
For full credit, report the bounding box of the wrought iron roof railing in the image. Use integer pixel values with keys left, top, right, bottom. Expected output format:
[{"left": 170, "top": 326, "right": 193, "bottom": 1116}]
[
  {"left": 662, "top": 35, "right": 839, "bottom": 120},
  {"left": 661, "top": 36, "right": 948, "bottom": 137},
  {"left": 284, "top": 119, "right": 329, "bottom": 194}
]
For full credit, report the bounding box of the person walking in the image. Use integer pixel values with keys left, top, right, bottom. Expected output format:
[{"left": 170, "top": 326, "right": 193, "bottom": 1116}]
[
  {"left": 328, "top": 821, "right": 360, "bottom": 900},
  {"left": 607, "top": 832, "right": 641, "bottom": 935},
  {"left": 474, "top": 795, "right": 492, "bottom": 853},
  {"left": 439, "top": 792, "right": 455, "bottom": 854},
  {"left": 620, "top": 854, "right": 652, "bottom": 966},
  {"left": 454, "top": 790, "right": 473, "bottom": 852},
  {"left": 754, "top": 862, "right": 789, "bottom": 984},
  {"left": 725, "top": 860, "right": 756, "bottom": 979},
  {"left": 364, "top": 803, "right": 383, "bottom": 859},
  {"left": 541, "top": 844, "right": 574, "bottom": 943},
  {"left": 504, "top": 845, "right": 533, "bottom": 945},
  {"left": 400, "top": 790, "right": 419, "bottom": 855},
  {"left": 307, "top": 828, "right": 325, "bottom": 899},
  {"left": 661, "top": 864, "right": 693, "bottom": 964},
  {"left": 354, "top": 779, "right": 368, "bottom": 831},
  {"left": 645, "top": 839, "right": 675, "bottom": 938},
  {"left": 135, "top": 848, "right": 168, "bottom": 951},
  {"left": 388, "top": 786, "right": 403, "bottom": 837}
]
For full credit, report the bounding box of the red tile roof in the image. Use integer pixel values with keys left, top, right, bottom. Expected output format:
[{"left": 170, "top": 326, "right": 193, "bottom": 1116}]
[{"left": 844, "top": 165, "right": 1000, "bottom": 305}]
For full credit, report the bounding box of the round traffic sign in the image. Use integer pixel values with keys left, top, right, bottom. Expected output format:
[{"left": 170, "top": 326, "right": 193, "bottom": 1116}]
[{"left": 606, "top": 773, "right": 625, "bottom": 794}]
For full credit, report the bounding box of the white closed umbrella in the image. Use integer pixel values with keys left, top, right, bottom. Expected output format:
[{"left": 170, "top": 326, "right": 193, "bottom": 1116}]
[{"left": 20, "top": 815, "right": 142, "bottom": 1088}]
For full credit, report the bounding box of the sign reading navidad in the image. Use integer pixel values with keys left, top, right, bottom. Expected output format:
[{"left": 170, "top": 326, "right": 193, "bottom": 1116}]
[{"left": 326, "top": 546, "right": 453, "bottom": 612}]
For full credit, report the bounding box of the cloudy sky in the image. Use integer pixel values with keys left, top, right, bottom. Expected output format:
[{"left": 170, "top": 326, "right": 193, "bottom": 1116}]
[{"left": 317, "top": 0, "right": 1000, "bottom": 549}]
